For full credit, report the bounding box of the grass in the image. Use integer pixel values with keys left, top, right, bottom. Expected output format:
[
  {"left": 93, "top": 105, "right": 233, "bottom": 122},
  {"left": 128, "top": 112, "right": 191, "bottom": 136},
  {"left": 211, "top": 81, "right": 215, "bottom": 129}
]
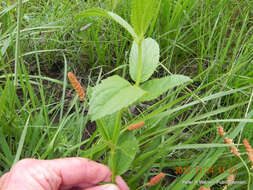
[{"left": 0, "top": 0, "right": 253, "bottom": 189}]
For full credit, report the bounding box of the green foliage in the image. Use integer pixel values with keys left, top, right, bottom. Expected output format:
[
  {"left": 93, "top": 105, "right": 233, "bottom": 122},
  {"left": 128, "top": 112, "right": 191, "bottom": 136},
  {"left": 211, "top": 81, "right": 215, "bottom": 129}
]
[
  {"left": 76, "top": 8, "right": 137, "bottom": 39},
  {"left": 140, "top": 75, "right": 192, "bottom": 102},
  {"left": 131, "top": 0, "right": 161, "bottom": 37},
  {"left": 129, "top": 38, "right": 160, "bottom": 83},
  {"left": 79, "top": 2, "right": 195, "bottom": 185},
  {"left": 89, "top": 75, "right": 146, "bottom": 121},
  {"left": 1, "top": 0, "right": 253, "bottom": 189},
  {"left": 112, "top": 131, "right": 139, "bottom": 175}
]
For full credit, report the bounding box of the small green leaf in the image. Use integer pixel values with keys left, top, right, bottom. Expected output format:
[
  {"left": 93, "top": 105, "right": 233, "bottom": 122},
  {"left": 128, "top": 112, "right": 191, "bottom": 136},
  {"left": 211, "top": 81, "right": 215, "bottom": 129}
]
[
  {"left": 130, "top": 38, "right": 160, "bottom": 83},
  {"left": 114, "top": 131, "right": 139, "bottom": 175},
  {"left": 89, "top": 75, "right": 146, "bottom": 121},
  {"left": 140, "top": 75, "right": 192, "bottom": 102},
  {"left": 76, "top": 8, "right": 137, "bottom": 39},
  {"left": 131, "top": 0, "right": 161, "bottom": 36}
]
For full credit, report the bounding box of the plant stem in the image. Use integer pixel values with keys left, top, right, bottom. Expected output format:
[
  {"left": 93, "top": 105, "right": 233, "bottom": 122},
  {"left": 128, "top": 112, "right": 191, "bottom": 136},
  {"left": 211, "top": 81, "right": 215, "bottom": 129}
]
[
  {"left": 83, "top": 97, "right": 89, "bottom": 105},
  {"left": 136, "top": 183, "right": 148, "bottom": 190},
  {"left": 111, "top": 110, "right": 122, "bottom": 182},
  {"left": 112, "top": 0, "right": 114, "bottom": 7},
  {"left": 238, "top": 155, "right": 251, "bottom": 190},
  {"left": 112, "top": 110, "right": 122, "bottom": 141},
  {"left": 110, "top": 147, "right": 116, "bottom": 182},
  {"left": 14, "top": 0, "right": 22, "bottom": 86},
  {"left": 135, "top": 38, "right": 143, "bottom": 86}
]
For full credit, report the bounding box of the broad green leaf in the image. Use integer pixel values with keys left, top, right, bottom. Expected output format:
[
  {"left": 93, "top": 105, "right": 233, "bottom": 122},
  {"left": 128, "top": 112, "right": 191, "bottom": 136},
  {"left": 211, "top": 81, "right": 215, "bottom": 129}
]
[
  {"left": 131, "top": 0, "right": 161, "bottom": 36},
  {"left": 89, "top": 75, "right": 146, "bottom": 121},
  {"left": 129, "top": 38, "right": 160, "bottom": 83},
  {"left": 140, "top": 75, "right": 192, "bottom": 102},
  {"left": 113, "top": 131, "right": 139, "bottom": 175},
  {"left": 76, "top": 8, "right": 137, "bottom": 39}
]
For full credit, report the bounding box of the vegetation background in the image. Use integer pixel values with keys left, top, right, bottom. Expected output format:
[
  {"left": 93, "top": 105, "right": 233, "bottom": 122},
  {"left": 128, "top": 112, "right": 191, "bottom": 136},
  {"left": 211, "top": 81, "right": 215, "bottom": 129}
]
[{"left": 0, "top": 0, "right": 253, "bottom": 189}]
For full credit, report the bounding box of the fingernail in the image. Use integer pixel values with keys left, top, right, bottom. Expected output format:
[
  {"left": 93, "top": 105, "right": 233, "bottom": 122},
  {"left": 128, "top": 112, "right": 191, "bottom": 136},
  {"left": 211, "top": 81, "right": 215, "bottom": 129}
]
[{"left": 103, "top": 184, "right": 119, "bottom": 190}]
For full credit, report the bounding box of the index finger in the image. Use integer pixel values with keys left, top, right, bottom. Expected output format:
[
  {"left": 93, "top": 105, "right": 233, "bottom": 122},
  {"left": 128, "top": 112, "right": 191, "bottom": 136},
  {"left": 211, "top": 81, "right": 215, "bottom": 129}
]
[{"left": 46, "top": 157, "right": 111, "bottom": 187}]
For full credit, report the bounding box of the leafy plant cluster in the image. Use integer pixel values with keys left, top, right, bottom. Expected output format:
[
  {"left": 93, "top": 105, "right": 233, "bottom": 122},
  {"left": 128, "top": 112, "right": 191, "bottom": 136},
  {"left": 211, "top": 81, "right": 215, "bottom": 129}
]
[
  {"left": 77, "top": 0, "right": 191, "bottom": 185},
  {"left": 74, "top": 1, "right": 253, "bottom": 189},
  {"left": 0, "top": 0, "right": 253, "bottom": 189}
]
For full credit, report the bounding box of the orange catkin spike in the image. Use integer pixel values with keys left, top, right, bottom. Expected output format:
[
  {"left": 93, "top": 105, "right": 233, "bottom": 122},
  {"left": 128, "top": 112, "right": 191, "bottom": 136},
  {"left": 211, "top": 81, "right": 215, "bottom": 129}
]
[
  {"left": 127, "top": 121, "right": 145, "bottom": 130},
  {"left": 224, "top": 138, "right": 240, "bottom": 157},
  {"left": 243, "top": 139, "right": 253, "bottom": 168},
  {"left": 217, "top": 126, "right": 225, "bottom": 137},
  {"left": 217, "top": 126, "right": 240, "bottom": 157},
  {"left": 147, "top": 173, "right": 165, "bottom": 187},
  {"left": 200, "top": 186, "right": 211, "bottom": 190},
  {"left": 67, "top": 72, "right": 85, "bottom": 100}
]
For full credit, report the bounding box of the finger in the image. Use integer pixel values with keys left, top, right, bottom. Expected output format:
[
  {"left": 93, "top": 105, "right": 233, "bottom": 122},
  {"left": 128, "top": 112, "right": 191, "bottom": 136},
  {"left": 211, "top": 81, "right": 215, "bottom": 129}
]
[
  {"left": 115, "top": 176, "right": 129, "bottom": 190},
  {"left": 85, "top": 184, "right": 119, "bottom": 190},
  {"left": 62, "top": 176, "right": 129, "bottom": 190},
  {"left": 0, "top": 172, "right": 10, "bottom": 189},
  {"left": 60, "top": 182, "right": 94, "bottom": 190},
  {"left": 7, "top": 159, "right": 62, "bottom": 190},
  {"left": 73, "top": 176, "right": 130, "bottom": 190},
  {"left": 46, "top": 157, "right": 111, "bottom": 187}
]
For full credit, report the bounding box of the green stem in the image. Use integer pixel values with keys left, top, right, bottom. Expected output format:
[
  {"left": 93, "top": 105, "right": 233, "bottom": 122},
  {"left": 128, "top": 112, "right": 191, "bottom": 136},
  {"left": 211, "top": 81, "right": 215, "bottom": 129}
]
[
  {"left": 111, "top": 0, "right": 114, "bottom": 8},
  {"left": 238, "top": 155, "right": 251, "bottom": 190},
  {"left": 110, "top": 147, "right": 116, "bottom": 182},
  {"left": 83, "top": 97, "right": 89, "bottom": 105},
  {"left": 14, "top": 0, "right": 22, "bottom": 86},
  {"left": 111, "top": 110, "right": 122, "bottom": 182},
  {"left": 136, "top": 183, "right": 148, "bottom": 190},
  {"left": 98, "top": 119, "right": 110, "bottom": 141},
  {"left": 135, "top": 38, "right": 143, "bottom": 86},
  {"left": 112, "top": 110, "right": 122, "bottom": 142}
]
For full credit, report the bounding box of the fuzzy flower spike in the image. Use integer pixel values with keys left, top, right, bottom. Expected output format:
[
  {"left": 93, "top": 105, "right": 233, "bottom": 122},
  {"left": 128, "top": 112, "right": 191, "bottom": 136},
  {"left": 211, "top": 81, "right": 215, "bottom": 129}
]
[
  {"left": 67, "top": 72, "right": 85, "bottom": 100},
  {"left": 217, "top": 126, "right": 240, "bottom": 157},
  {"left": 243, "top": 139, "right": 253, "bottom": 169},
  {"left": 127, "top": 121, "right": 145, "bottom": 130},
  {"left": 147, "top": 173, "right": 165, "bottom": 187}
]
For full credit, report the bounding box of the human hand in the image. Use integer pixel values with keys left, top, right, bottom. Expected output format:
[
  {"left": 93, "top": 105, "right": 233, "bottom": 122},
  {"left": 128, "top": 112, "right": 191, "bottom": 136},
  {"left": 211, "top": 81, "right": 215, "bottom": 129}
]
[{"left": 0, "top": 157, "right": 129, "bottom": 190}]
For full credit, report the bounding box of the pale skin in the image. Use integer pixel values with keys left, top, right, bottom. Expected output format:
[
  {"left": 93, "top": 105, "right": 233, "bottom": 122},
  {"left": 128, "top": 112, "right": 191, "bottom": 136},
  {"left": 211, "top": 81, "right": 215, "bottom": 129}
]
[{"left": 0, "top": 157, "right": 129, "bottom": 190}]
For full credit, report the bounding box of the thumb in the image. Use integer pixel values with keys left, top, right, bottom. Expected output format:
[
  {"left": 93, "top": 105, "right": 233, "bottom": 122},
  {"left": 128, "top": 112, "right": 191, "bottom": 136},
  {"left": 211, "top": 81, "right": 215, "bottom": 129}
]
[{"left": 86, "top": 184, "right": 120, "bottom": 190}]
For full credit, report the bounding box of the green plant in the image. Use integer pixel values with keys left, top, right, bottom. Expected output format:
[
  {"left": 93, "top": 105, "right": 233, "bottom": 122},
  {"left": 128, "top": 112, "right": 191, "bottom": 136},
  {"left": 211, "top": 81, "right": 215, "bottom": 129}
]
[
  {"left": 1, "top": 0, "right": 253, "bottom": 189},
  {"left": 76, "top": 0, "right": 192, "bottom": 187}
]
